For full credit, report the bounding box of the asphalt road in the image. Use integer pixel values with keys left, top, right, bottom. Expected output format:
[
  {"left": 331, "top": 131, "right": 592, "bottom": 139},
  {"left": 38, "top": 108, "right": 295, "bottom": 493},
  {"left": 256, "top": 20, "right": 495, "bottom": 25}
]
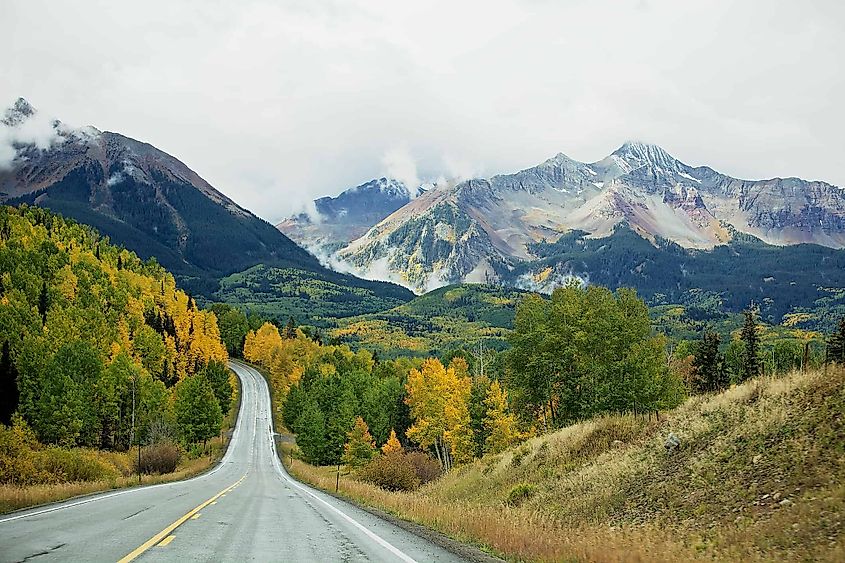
[{"left": 0, "top": 360, "right": 466, "bottom": 562}]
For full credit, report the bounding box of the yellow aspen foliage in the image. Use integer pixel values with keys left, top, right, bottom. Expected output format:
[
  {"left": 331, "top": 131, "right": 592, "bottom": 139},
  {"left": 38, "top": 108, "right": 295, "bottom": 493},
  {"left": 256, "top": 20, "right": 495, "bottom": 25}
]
[
  {"left": 406, "top": 358, "right": 473, "bottom": 471},
  {"left": 381, "top": 429, "right": 403, "bottom": 455},
  {"left": 444, "top": 372, "right": 473, "bottom": 464},
  {"left": 483, "top": 380, "right": 524, "bottom": 454},
  {"left": 244, "top": 322, "right": 283, "bottom": 366}
]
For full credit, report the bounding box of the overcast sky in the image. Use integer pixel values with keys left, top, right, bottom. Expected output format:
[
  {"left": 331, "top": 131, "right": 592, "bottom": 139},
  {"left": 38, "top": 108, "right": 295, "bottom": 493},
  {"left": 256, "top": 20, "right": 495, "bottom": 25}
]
[{"left": 2, "top": 0, "right": 844, "bottom": 222}]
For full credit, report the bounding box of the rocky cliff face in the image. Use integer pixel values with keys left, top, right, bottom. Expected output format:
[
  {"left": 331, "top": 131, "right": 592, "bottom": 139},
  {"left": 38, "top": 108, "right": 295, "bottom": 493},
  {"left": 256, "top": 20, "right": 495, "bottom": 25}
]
[
  {"left": 277, "top": 177, "right": 417, "bottom": 254},
  {"left": 325, "top": 142, "right": 845, "bottom": 293}
]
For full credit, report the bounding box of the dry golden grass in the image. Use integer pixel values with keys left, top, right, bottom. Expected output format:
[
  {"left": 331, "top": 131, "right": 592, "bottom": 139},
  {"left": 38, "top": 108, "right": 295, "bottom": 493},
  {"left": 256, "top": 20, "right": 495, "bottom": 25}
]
[
  {"left": 283, "top": 367, "right": 845, "bottom": 562},
  {"left": 0, "top": 453, "right": 217, "bottom": 513}
]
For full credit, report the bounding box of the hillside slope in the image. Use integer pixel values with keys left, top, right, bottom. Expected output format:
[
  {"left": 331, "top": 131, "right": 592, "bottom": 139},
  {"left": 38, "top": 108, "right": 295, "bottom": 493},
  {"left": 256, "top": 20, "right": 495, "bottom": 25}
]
[
  {"left": 0, "top": 98, "right": 413, "bottom": 317},
  {"left": 291, "top": 368, "right": 845, "bottom": 562}
]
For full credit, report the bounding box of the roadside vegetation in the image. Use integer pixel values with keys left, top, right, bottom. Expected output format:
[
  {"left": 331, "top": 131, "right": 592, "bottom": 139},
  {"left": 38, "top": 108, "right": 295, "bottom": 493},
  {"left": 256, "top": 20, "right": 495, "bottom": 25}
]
[
  {"left": 0, "top": 206, "right": 239, "bottom": 513},
  {"left": 253, "top": 280, "right": 845, "bottom": 561},
  {"left": 284, "top": 366, "right": 844, "bottom": 562}
]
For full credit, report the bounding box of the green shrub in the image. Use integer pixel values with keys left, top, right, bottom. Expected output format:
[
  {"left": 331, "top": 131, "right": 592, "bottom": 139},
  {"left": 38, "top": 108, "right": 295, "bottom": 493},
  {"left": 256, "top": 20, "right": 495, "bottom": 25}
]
[
  {"left": 506, "top": 482, "right": 537, "bottom": 506},
  {"left": 134, "top": 441, "right": 181, "bottom": 474},
  {"left": 359, "top": 453, "right": 421, "bottom": 491}
]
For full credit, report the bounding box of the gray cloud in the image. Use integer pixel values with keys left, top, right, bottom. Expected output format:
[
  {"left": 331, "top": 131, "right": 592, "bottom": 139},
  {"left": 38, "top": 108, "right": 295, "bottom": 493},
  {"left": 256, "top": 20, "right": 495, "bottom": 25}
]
[{"left": 2, "top": 0, "right": 843, "bottom": 221}]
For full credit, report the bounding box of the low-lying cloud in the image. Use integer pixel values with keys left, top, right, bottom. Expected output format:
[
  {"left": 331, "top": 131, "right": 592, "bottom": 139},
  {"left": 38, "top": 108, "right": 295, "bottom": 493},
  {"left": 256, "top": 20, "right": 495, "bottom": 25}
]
[{"left": 0, "top": 103, "right": 65, "bottom": 170}]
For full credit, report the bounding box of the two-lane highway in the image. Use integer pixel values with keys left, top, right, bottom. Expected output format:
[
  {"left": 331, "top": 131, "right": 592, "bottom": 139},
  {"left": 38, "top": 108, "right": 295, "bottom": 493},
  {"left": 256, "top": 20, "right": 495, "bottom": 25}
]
[{"left": 0, "top": 361, "right": 466, "bottom": 562}]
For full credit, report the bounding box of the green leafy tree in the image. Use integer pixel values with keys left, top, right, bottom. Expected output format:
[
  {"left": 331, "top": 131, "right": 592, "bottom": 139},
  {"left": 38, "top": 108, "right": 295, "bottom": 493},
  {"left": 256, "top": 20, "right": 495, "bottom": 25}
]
[
  {"left": 201, "top": 360, "right": 234, "bottom": 414},
  {"left": 211, "top": 305, "right": 250, "bottom": 357},
  {"left": 295, "top": 397, "right": 327, "bottom": 464},
  {"left": 173, "top": 374, "right": 223, "bottom": 445},
  {"left": 507, "top": 284, "right": 683, "bottom": 426},
  {"left": 740, "top": 309, "right": 761, "bottom": 382},
  {"left": 34, "top": 340, "right": 102, "bottom": 446}
]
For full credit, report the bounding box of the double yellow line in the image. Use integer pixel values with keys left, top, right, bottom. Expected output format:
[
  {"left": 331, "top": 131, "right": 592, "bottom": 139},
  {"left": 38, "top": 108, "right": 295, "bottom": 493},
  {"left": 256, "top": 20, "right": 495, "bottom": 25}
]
[{"left": 118, "top": 474, "right": 246, "bottom": 562}]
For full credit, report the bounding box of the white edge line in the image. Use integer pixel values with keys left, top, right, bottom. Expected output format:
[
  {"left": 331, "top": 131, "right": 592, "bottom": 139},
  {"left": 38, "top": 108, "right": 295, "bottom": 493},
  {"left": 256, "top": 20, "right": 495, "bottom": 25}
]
[{"left": 246, "top": 363, "right": 419, "bottom": 563}]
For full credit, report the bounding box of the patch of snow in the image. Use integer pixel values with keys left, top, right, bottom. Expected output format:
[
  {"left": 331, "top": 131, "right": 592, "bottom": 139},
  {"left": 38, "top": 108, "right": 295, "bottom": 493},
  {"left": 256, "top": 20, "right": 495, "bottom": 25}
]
[
  {"left": 586, "top": 167, "right": 597, "bottom": 176},
  {"left": 679, "top": 171, "right": 701, "bottom": 184},
  {"left": 592, "top": 182, "right": 604, "bottom": 189}
]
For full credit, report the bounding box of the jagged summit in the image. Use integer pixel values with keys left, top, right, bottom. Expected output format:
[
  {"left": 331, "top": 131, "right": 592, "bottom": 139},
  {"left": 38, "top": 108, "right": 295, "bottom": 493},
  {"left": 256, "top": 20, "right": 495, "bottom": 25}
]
[
  {"left": 609, "top": 141, "right": 680, "bottom": 171},
  {"left": 2, "top": 97, "right": 37, "bottom": 126}
]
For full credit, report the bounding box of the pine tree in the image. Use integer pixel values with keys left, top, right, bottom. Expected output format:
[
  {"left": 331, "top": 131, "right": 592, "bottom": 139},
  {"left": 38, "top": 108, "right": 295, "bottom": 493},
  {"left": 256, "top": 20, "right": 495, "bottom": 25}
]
[
  {"left": 38, "top": 281, "right": 49, "bottom": 325},
  {"left": 692, "top": 330, "right": 729, "bottom": 392},
  {"left": 343, "top": 416, "right": 376, "bottom": 469},
  {"left": 0, "top": 341, "right": 20, "bottom": 425},
  {"left": 739, "top": 309, "right": 761, "bottom": 382},
  {"left": 283, "top": 316, "right": 296, "bottom": 340},
  {"left": 827, "top": 317, "right": 845, "bottom": 365},
  {"left": 117, "top": 254, "right": 123, "bottom": 270}
]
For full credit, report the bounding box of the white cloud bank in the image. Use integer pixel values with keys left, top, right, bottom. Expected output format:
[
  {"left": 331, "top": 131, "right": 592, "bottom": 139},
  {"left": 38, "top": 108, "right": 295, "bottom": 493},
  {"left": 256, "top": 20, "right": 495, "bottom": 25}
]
[{"left": 1, "top": 1, "right": 843, "bottom": 220}]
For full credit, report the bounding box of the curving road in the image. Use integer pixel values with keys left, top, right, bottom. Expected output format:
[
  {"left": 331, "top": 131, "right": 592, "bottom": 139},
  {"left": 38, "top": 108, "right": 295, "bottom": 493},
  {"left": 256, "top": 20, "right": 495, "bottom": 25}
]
[{"left": 0, "top": 361, "right": 466, "bottom": 562}]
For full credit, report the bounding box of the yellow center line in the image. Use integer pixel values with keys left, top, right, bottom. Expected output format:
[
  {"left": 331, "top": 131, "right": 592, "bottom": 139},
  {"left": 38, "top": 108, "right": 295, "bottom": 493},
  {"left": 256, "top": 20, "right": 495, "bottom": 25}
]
[
  {"left": 191, "top": 513, "right": 201, "bottom": 520},
  {"left": 117, "top": 474, "right": 246, "bottom": 563},
  {"left": 157, "top": 535, "right": 176, "bottom": 547}
]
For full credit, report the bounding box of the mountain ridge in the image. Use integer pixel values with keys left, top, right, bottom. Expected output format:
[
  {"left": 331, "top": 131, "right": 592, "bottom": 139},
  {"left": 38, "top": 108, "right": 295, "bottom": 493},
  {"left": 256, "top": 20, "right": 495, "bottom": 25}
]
[
  {"left": 0, "top": 98, "right": 414, "bottom": 317},
  {"left": 285, "top": 142, "right": 845, "bottom": 293}
]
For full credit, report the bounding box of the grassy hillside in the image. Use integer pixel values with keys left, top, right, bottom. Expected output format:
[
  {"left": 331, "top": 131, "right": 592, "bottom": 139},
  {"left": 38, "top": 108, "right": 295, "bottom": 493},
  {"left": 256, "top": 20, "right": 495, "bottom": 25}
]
[
  {"left": 286, "top": 367, "right": 845, "bottom": 562},
  {"left": 330, "top": 284, "right": 526, "bottom": 357}
]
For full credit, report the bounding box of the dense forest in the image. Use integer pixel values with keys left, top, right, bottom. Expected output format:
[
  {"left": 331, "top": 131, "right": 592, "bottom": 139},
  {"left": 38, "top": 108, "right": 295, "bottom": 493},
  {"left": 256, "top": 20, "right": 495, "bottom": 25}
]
[
  {"left": 509, "top": 225, "right": 845, "bottom": 329},
  {"left": 0, "top": 205, "right": 233, "bottom": 486}
]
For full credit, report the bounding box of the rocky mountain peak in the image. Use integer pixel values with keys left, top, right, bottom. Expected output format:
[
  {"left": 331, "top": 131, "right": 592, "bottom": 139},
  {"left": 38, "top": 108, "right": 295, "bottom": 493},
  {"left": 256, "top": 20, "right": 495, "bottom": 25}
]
[
  {"left": 2, "top": 97, "right": 37, "bottom": 127},
  {"left": 611, "top": 141, "right": 680, "bottom": 172}
]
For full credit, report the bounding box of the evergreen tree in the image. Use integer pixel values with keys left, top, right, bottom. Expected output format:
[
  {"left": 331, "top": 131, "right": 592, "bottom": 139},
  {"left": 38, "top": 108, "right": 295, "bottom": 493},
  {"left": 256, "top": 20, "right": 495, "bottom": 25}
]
[
  {"left": 692, "top": 330, "right": 729, "bottom": 392},
  {"left": 739, "top": 309, "right": 761, "bottom": 382},
  {"left": 38, "top": 281, "right": 49, "bottom": 325},
  {"left": 283, "top": 316, "right": 297, "bottom": 340},
  {"left": 0, "top": 341, "right": 19, "bottom": 425},
  {"left": 826, "top": 317, "right": 845, "bottom": 365},
  {"left": 117, "top": 254, "right": 123, "bottom": 270}
]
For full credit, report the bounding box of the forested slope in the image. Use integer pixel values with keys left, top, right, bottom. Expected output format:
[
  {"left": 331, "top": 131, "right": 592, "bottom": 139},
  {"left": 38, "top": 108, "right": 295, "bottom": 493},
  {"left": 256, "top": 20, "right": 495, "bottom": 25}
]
[{"left": 0, "top": 205, "right": 232, "bottom": 483}]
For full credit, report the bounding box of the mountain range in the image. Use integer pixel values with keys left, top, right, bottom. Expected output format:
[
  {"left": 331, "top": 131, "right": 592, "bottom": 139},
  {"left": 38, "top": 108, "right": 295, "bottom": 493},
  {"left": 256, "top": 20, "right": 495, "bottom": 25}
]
[
  {"left": 0, "top": 98, "right": 412, "bottom": 318},
  {"left": 280, "top": 141, "right": 845, "bottom": 293}
]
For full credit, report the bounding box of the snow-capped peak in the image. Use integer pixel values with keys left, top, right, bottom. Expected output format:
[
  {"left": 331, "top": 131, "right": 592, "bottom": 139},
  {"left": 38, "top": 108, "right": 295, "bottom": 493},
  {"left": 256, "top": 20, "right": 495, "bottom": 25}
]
[
  {"left": 612, "top": 141, "right": 678, "bottom": 169},
  {"left": 374, "top": 177, "right": 412, "bottom": 197},
  {"left": 2, "top": 97, "right": 37, "bottom": 127}
]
